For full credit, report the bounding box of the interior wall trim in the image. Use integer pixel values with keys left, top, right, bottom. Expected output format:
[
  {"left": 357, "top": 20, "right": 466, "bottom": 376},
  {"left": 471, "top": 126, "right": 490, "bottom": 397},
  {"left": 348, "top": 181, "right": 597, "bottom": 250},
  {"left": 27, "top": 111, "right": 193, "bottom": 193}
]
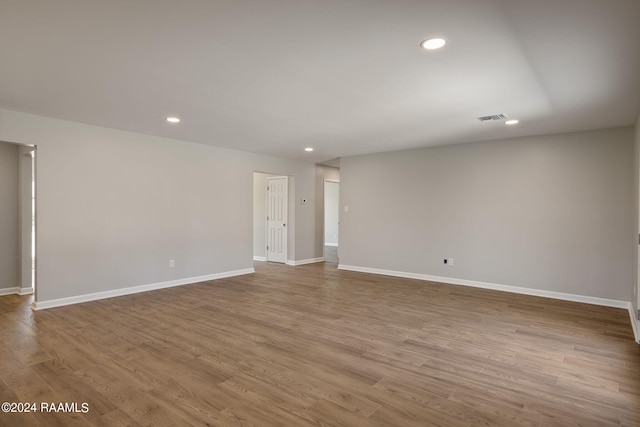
[
  {"left": 338, "top": 264, "right": 636, "bottom": 339},
  {"left": 0, "top": 287, "right": 20, "bottom": 296},
  {"left": 32, "top": 268, "right": 255, "bottom": 310},
  {"left": 628, "top": 306, "right": 639, "bottom": 343},
  {"left": 19, "top": 286, "right": 33, "bottom": 295},
  {"left": 286, "top": 257, "right": 325, "bottom": 266}
]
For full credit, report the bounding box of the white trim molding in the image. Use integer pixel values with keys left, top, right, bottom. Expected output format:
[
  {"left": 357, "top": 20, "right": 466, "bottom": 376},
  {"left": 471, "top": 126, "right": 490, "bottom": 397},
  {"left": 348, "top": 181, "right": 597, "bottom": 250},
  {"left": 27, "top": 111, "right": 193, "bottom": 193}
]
[
  {"left": 286, "top": 257, "right": 325, "bottom": 266},
  {"left": 0, "top": 286, "right": 34, "bottom": 296},
  {"left": 628, "top": 305, "right": 639, "bottom": 343},
  {"left": 338, "top": 264, "right": 630, "bottom": 309},
  {"left": 33, "top": 268, "right": 255, "bottom": 311},
  {"left": 324, "top": 243, "right": 338, "bottom": 247},
  {"left": 253, "top": 256, "right": 266, "bottom": 262},
  {"left": 0, "top": 287, "right": 20, "bottom": 296}
]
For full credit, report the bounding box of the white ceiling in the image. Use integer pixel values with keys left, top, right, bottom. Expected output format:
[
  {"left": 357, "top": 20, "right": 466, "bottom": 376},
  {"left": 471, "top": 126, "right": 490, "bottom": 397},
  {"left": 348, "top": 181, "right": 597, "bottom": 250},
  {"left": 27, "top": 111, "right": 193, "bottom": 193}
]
[{"left": 1, "top": 0, "right": 639, "bottom": 163}]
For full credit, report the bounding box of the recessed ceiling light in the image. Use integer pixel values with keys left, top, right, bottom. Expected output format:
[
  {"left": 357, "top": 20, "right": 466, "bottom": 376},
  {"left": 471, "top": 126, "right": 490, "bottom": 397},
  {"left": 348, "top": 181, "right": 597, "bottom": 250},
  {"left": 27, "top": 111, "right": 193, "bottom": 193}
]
[
  {"left": 305, "top": 147, "right": 314, "bottom": 152},
  {"left": 420, "top": 37, "right": 447, "bottom": 50},
  {"left": 166, "top": 117, "right": 180, "bottom": 123},
  {"left": 505, "top": 119, "right": 519, "bottom": 125}
]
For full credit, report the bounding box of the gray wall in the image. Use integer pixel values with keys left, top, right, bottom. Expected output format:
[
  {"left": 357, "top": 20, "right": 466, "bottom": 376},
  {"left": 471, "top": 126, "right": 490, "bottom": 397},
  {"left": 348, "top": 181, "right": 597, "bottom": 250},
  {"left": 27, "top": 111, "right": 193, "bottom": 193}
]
[
  {"left": 2, "top": 105, "right": 635, "bottom": 310},
  {"left": 0, "top": 109, "right": 320, "bottom": 303},
  {"left": 0, "top": 141, "right": 19, "bottom": 292},
  {"left": 340, "top": 127, "right": 634, "bottom": 302},
  {"left": 634, "top": 114, "right": 640, "bottom": 319}
]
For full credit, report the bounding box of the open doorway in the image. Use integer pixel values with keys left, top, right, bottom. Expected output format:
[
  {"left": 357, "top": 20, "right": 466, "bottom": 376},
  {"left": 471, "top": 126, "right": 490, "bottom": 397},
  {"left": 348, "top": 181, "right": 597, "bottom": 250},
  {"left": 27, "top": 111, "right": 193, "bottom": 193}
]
[
  {"left": 0, "top": 141, "right": 35, "bottom": 298},
  {"left": 324, "top": 180, "right": 339, "bottom": 264},
  {"left": 23, "top": 146, "right": 36, "bottom": 295}
]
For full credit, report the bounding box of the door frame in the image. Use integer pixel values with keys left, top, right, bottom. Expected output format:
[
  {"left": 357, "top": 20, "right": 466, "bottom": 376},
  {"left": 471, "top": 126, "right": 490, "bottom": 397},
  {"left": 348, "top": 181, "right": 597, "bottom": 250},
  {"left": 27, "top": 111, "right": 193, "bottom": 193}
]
[
  {"left": 0, "top": 141, "right": 36, "bottom": 298},
  {"left": 266, "top": 175, "right": 288, "bottom": 263},
  {"left": 323, "top": 179, "right": 340, "bottom": 261}
]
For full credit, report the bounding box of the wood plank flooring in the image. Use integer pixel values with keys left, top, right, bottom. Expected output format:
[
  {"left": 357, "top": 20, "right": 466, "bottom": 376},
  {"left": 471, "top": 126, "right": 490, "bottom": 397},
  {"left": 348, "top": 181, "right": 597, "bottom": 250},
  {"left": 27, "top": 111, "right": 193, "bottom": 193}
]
[{"left": 0, "top": 261, "right": 639, "bottom": 426}]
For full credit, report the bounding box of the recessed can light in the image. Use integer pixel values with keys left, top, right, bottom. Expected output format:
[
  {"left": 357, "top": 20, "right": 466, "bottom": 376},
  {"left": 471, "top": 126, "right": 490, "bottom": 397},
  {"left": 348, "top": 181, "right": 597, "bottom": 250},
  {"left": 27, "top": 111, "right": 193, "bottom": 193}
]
[
  {"left": 420, "top": 37, "right": 447, "bottom": 50},
  {"left": 166, "top": 117, "right": 180, "bottom": 123},
  {"left": 305, "top": 147, "right": 314, "bottom": 152},
  {"left": 505, "top": 119, "right": 519, "bottom": 125}
]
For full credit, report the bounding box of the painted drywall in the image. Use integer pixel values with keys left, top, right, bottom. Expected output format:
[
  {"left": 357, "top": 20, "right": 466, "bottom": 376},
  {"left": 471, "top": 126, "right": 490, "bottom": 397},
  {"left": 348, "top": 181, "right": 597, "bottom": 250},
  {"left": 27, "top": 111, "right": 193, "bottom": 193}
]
[
  {"left": 340, "top": 128, "right": 634, "bottom": 302},
  {"left": 324, "top": 181, "right": 339, "bottom": 246},
  {"left": 0, "top": 109, "right": 320, "bottom": 304},
  {"left": 0, "top": 141, "right": 19, "bottom": 292},
  {"left": 634, "top": 112, "right": 640, "bottom": 320},
  {"left": 314, "top": 165, "right": 340, "bottom": 255}
]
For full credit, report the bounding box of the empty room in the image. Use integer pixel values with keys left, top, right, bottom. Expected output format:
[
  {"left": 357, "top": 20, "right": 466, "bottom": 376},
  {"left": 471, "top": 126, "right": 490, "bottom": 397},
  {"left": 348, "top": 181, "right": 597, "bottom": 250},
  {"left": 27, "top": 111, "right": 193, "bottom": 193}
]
[{"left": 1, "top": 0, "right": 640, "bottom": 426}]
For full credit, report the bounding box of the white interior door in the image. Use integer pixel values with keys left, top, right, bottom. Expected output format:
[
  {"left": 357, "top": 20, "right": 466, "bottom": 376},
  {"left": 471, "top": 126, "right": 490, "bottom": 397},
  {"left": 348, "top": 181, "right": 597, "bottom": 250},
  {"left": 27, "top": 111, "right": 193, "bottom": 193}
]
[{"left": 266, "top": 176, "right": 288, "bottom": 263}]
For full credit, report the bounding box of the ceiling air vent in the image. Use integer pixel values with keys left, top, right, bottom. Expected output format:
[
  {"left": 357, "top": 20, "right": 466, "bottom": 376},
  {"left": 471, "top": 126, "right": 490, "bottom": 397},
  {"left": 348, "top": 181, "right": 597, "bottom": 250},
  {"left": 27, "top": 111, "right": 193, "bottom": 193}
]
[{"left": 477, "top": 113, "right": 508, "bottom": 122}]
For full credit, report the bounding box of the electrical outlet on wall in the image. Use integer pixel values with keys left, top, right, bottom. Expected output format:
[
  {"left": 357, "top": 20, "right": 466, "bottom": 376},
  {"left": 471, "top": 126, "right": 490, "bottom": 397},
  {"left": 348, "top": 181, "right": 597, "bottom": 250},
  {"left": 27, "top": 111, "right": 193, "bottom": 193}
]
[{"left": 169, "top": 259, "right": 175, "bottom": 268}]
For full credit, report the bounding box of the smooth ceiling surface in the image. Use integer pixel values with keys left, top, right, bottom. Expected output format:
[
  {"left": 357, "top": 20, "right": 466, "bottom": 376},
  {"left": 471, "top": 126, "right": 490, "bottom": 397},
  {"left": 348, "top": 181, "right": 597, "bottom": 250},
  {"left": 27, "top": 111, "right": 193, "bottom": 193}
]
[{"left": 1, "top": 0, "right": 639, "bottom": 162}]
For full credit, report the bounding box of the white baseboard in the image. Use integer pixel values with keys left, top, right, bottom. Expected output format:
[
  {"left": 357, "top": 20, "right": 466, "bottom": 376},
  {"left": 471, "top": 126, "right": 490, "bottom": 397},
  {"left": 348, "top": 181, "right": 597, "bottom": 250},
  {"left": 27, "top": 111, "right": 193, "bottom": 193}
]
[
  {"left": 253, "top": 256, "right": 266, "bottom": 261},
  {"left": 338, "top": 264, "right": 630, "bottom": 309},
  {"left": 324, "top": 243, "right": 338, "bottom": 247},
  {"left": 628, "top": 305, "right": 639, "bottom": 343},
  {"left": 0, "top": 287, "right": 20, "bottom": 296},
  {"left": 33, "top": 268, "right": 255, "bottom": 311},
  {"left": 0, "top": 287, "right": 34, "bottom": 296},
  {"left": 286, "top": 257, "right": 325, "bottom": 266}
]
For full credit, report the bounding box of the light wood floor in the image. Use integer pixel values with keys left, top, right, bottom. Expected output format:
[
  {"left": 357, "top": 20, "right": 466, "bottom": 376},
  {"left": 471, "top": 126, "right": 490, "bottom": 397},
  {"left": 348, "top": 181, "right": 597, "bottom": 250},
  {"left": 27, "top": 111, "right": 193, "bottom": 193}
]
[{"left": 1, "top": 261, "right": 639, "bottom": 427}]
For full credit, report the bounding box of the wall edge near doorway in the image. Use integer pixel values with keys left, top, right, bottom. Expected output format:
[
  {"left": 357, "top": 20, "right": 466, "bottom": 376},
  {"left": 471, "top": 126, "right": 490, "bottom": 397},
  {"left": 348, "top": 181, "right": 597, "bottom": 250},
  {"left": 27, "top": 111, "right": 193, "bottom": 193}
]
[
  {"left": 0, "top": 287, "right": 20, "bottom": 296},
  {"left": 286, "top": 257, "right": 325, "bottom": 266}
]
